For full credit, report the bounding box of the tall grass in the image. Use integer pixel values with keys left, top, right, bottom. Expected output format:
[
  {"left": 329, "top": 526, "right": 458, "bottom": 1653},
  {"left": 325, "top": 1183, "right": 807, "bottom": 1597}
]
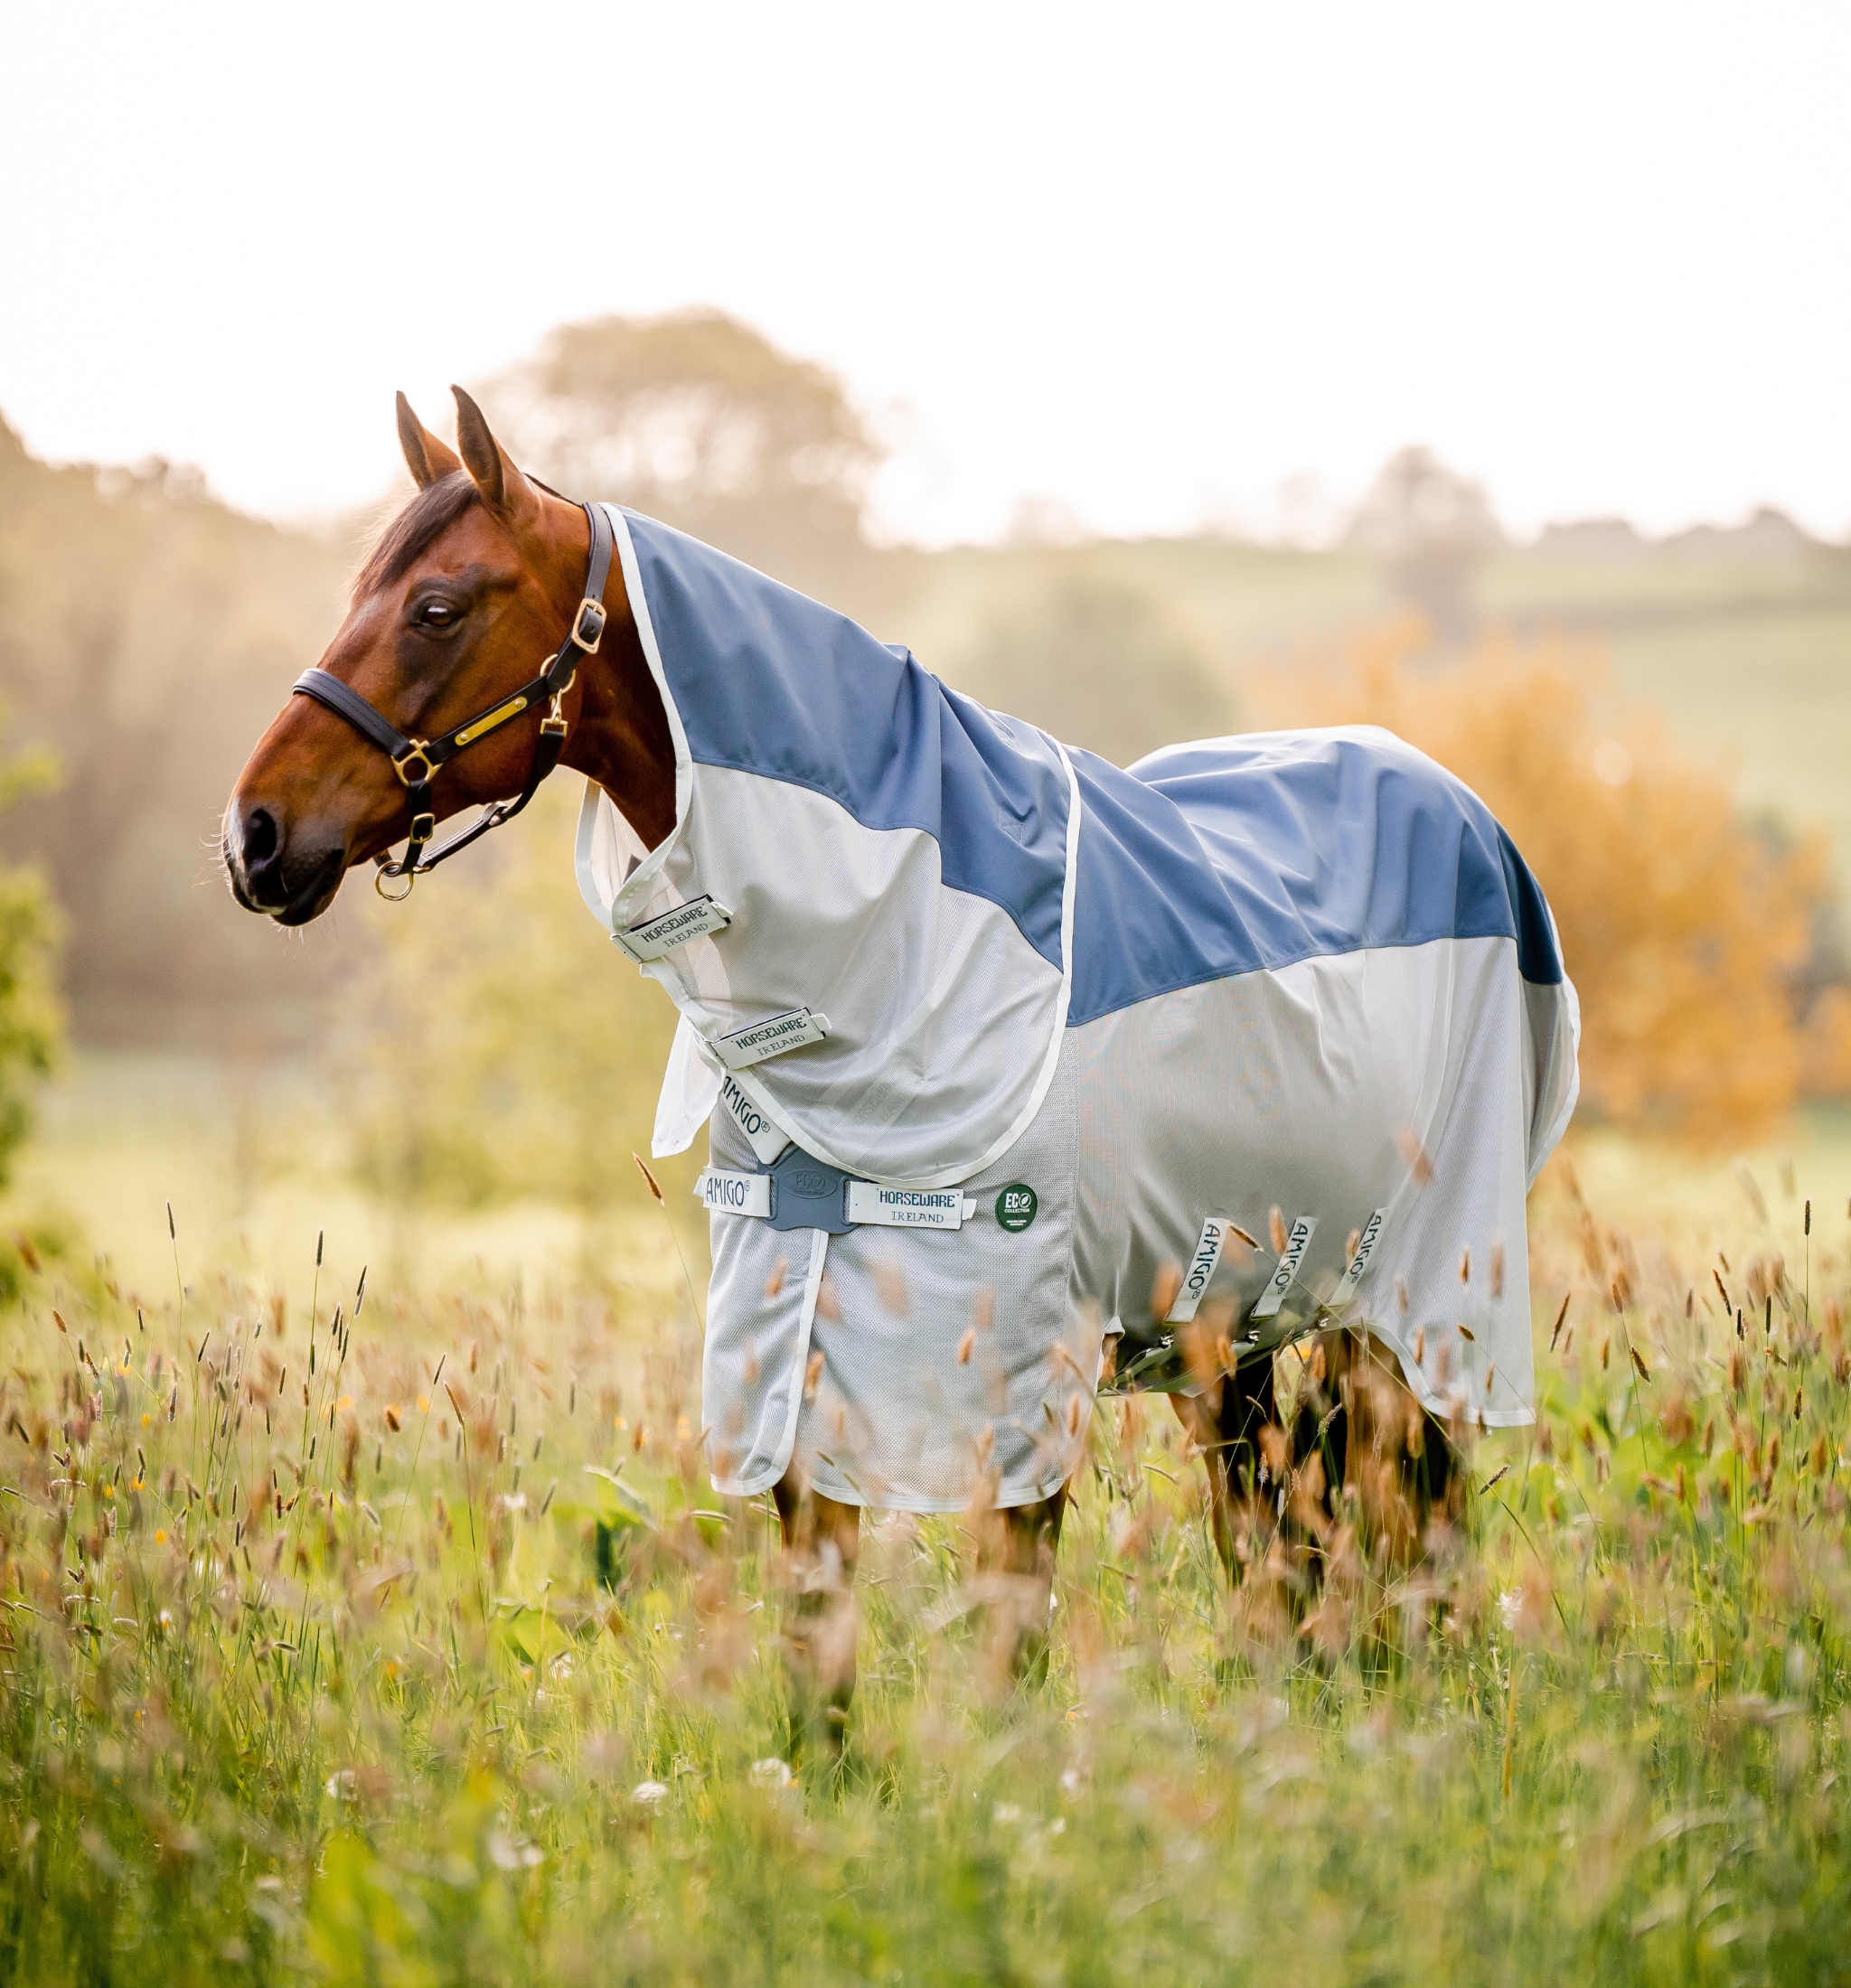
[{"left": 0, "top": 1164, "right": 1846, "bottom": 1986}]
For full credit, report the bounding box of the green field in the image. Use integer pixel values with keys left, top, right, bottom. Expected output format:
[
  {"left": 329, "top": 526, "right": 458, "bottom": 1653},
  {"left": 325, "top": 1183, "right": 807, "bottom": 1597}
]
[{"left": 0, "top": 1059, "right": 1848, "bottom": 1983}]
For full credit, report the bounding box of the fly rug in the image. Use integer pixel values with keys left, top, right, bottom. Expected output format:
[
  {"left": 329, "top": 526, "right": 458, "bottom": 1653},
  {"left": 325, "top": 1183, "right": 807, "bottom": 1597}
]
[
  {"left": 584, "top": 510, "right": 1580, "bottom": 1702},
  {"left": 225, "top": 392, "right": 1580, "bottom": 1743}
]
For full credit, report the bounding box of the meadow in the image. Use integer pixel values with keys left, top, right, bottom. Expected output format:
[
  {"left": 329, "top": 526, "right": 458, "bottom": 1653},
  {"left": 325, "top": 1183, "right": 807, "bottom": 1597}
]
[
  {"left": 0, "top": 1058, "right": 1848, "bottom": 1985},
  {"left": 5, "top": 312, "right": 1851, "bottom": 1983}
]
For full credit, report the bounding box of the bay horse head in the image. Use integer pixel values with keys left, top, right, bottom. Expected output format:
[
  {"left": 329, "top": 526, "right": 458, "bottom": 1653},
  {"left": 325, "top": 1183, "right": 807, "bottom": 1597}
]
[{"left": 223, "top": 389, "right": 674, "bottom": 924}]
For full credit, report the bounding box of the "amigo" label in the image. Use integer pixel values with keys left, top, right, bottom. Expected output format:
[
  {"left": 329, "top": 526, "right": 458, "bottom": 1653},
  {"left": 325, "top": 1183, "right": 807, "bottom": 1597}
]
[
  {"left": 698, "top": 1167, "right": 772, "bottom": 1219},
  {"left": 1165, "top": 1211, "right": 1230, "bottom": 1323},
  {"left": 1331, "top": 1207, "right": 1388, "bottom": 1304},
  {"left": 843, "top": 1182, "right": 977, "bottom": 1231},
  {"left": 1250, "top": 1214, "right": 1317, "bottom": 1320},
  {"left": 719, "top": 1073, "right": 791, "bottom": 1165},
  {"left": 612, "top": 894, "right": 733, "bottom": 961},
  {"left": 712, "top": 1008, "right": 832, "bottom": 1071}
]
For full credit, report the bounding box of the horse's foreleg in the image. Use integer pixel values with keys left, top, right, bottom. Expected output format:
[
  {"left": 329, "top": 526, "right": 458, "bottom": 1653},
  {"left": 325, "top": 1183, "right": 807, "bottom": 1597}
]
[
  {"left": 979, "top": 1488, "right": 1068, "bottom": 1685},
  {"left": 772, "top": 1471, "right": 861, "bottom": 1752}
]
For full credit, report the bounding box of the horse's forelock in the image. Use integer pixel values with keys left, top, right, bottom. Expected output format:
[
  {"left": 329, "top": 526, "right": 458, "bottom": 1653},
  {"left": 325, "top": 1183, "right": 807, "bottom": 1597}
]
[{"left": 352, "top": 474, "right": 482, "bottom": 602}]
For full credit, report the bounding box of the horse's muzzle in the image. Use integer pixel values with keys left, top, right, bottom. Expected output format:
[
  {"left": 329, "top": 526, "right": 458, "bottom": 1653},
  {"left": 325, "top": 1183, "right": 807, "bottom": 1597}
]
[{"left": 223, "top": 802, "right": 346, "bottom": 924}]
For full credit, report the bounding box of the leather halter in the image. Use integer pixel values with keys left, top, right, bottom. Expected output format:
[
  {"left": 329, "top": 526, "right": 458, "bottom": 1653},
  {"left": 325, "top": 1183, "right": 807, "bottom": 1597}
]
[{"left": 292, "top": 500, "right": 615, "bottom": 900}]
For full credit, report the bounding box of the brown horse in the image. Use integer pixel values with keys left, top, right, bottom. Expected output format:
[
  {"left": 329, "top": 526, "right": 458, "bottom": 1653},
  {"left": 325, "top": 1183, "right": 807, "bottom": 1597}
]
[
  {"left": 226, "top": 391, "right": 1088, "bottom": 1721},
  {"left": 227, "top": 390, "right": 1461, "bottom": 1730}
]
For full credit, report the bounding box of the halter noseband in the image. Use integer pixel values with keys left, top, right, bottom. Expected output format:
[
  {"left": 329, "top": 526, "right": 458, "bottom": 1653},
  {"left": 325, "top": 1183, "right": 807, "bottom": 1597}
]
[{"left": 290, "top": 501, "right": 614, "bottom": 900}]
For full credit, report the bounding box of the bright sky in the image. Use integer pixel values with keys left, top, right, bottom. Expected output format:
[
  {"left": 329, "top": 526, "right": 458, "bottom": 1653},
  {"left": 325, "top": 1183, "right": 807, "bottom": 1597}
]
[{"left": 4, "top": 2, "right": 1847, "bottom": 546}]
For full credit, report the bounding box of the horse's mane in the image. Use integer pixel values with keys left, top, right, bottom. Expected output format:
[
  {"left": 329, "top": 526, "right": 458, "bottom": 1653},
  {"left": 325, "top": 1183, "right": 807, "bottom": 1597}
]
[{"left": 352, "top": 474, "right": 480, "bottom": 601}]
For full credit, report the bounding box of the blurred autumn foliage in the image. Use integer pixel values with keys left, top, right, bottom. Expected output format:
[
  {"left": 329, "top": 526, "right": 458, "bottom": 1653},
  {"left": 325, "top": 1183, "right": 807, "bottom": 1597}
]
[{"left": 1264, "top": 622, "right": 1851, "bottom": 1145}]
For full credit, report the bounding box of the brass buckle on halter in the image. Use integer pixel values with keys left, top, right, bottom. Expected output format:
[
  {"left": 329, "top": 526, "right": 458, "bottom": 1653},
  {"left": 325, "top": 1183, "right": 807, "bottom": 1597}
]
[
  {"left": 391, "top": 741, "right": 438, "bottom": 787},
  {"left": 571, "top": 597, "right": 606, "bottom": 652}
]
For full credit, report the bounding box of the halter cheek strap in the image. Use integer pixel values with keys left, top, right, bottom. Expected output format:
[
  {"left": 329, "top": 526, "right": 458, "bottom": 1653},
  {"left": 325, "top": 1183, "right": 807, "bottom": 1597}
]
[{"left": 291, "top": 500, "right": 615, "bottom": 899}]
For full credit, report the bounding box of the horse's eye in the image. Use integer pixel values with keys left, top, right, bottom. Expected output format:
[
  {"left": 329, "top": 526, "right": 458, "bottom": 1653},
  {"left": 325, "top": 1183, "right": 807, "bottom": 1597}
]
[{"left": 418, "top": 602, "right": 457, "bottom": 630}]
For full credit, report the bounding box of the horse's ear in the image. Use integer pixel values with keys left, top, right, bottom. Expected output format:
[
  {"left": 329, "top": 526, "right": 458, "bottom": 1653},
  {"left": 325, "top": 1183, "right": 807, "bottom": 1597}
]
[
  {"left": 451, "top": 385, "right": 538, "bottom": 520},
  {"left": 395, "top": 392, "right": 462, "bottom": 488}
]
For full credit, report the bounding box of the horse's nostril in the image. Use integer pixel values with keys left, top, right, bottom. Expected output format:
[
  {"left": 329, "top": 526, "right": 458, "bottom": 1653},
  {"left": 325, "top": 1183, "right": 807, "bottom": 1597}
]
[{"left": 241, "top": 806, "right": 280, "bottom": 870}]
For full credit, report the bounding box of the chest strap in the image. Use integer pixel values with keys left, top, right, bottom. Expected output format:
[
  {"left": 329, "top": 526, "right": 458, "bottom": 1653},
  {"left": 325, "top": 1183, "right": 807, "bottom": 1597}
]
[{"left": 698, "top": 1149, "right": 978, "bottom": 1233}]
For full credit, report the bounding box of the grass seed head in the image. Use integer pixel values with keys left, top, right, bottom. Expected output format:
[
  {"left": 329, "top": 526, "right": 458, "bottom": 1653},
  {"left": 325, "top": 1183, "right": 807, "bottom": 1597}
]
[
  {"left": 874, "top": 1255, "right": 909, "bottom": 1318},
  {"left": 632, "top": 1152, "right": 666, "bottom": 1205}
]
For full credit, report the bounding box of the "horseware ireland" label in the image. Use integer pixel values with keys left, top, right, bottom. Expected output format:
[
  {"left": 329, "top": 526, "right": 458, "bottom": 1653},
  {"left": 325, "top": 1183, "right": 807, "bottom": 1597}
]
[
  {"left": 612, "top": 894, "right": 733, "bottom": 961},
  {"left": 1165, "top": 1211, "right": 1230, "bottom": 1323},
  {"left": 1250, "top": 1214, "right": 1317, "bottom": 1319},
  {"left": 843, "top": 1183, "right": 979, "bottom": 1231},
  {"left": 712, "top": 1008, "right": 831, "bottom": 1071},
  {"left": 719, "top": 1073, "right": 791, "bottom": 1165}
]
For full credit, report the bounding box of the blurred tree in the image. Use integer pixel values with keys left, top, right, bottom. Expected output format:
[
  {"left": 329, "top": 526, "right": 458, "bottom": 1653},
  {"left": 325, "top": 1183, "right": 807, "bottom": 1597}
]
[
  {"left": 1347, "top": 446, "right": 1501, "bottom": 643},
  {"left": 479, "top": 310, "right": 882, "bottom": 605},
  {"left": 1266, "top": 621, "right": 1846, "bottom": 1145},
  {"left": 0, "top": 708, "right": 62, "bottom": 1179},
  {"left": 954, "top": 572, "right": 1236, "bottom": 765},
  {"left": 0, "top": 415, "right": 353, "bottom": 1046}
]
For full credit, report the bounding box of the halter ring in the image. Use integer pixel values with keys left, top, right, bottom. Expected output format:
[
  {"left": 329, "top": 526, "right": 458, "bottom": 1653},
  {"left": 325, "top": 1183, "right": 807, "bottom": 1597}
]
[{"left": 391, "top": 742, "right": 438, "bottom": 786}]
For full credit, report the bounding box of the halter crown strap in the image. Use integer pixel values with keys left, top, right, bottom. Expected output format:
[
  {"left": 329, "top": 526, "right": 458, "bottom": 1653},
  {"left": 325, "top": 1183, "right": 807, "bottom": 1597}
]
[{"left": 291, "top": 500, "right": 615, "bottom": 897}]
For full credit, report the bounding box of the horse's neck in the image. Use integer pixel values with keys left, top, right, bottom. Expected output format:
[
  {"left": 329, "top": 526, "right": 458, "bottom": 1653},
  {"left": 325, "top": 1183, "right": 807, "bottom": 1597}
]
[{"left": 562, "top": 591, "right": 677, "bottom": 849}]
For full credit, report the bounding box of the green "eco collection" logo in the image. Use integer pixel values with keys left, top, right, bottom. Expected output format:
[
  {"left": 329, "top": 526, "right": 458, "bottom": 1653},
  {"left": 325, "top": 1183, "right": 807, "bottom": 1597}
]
[{"left": 995, "top": 1184, "right": 1038, "bottom": 1233}]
